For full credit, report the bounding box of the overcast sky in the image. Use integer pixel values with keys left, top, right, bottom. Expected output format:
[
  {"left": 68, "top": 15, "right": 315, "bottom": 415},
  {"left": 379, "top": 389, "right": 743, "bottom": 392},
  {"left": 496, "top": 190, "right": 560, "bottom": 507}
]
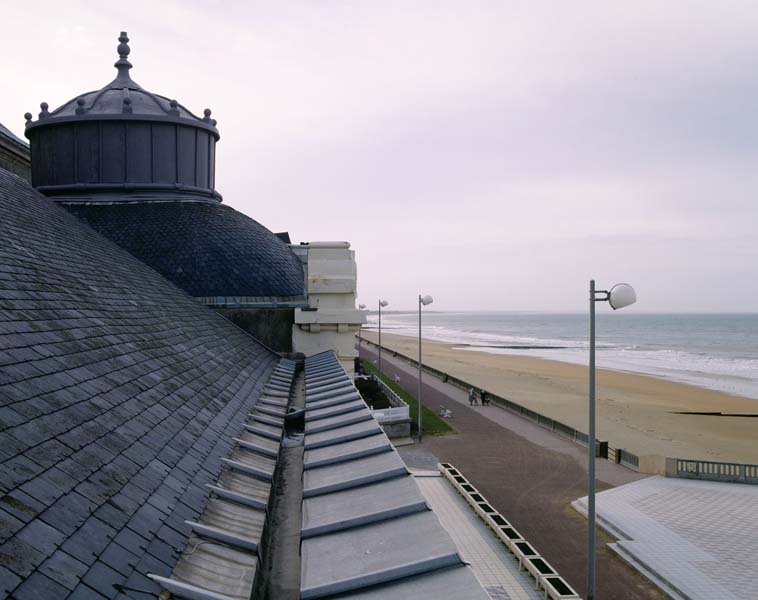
[{"left": 2, "top": 2, "right": 757, "bottom": 311}]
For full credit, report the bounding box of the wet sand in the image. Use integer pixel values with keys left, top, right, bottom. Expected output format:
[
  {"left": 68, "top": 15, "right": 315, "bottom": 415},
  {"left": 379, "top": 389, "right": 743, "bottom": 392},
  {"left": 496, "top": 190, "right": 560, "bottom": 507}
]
[{"left": 363, "top": 331, "right": 758, "bottom": 463}]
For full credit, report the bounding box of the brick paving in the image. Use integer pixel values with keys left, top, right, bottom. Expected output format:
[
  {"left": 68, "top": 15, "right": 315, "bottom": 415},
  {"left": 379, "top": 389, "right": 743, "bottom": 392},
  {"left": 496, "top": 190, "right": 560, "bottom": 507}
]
[
  {"left": 575, "top": 476, "right": 758, "bottom": 600},
  {"left": 362, "top": 343, "right": 667, "bottom": 599}
]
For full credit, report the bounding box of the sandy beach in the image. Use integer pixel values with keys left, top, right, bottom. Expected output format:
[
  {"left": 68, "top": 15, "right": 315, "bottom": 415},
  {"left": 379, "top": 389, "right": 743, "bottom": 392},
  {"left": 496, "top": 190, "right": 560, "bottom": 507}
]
[{"left": 362, "top": 331, "right": 758, "bottom": 463}]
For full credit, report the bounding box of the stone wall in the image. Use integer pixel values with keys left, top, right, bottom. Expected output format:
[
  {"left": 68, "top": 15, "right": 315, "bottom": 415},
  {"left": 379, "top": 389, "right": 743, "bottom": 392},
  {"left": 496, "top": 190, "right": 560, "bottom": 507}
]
[{"left": 218, "top": 307, "right": 295, "bottom": 353}]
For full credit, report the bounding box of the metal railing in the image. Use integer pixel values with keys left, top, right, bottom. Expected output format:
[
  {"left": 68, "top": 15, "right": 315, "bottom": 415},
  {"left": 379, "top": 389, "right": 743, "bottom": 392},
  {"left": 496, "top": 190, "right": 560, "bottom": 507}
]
[
  {"left": 369, "top": 374, "right": 410, "bottom": 423},
  {"left": 618, "top": 449, "right": 640, "bottom": 470},
  {"left": 674, "top": 458, "right": 758, "bottom": 484}
]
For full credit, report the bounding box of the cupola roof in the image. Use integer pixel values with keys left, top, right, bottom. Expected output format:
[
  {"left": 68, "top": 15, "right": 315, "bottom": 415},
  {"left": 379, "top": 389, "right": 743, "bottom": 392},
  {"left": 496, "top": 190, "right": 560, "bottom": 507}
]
[
  {"left": 25, "top": 32, "right": 219, "bottom": 137},
  {"left": 24, "top": 32, "right": 221, "bottom": 203}
]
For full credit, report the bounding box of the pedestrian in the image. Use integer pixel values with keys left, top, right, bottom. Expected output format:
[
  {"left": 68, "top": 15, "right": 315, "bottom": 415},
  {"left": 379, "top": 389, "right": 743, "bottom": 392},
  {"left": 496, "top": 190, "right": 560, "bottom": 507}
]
[
  {"left": 468, "top": 387, "right": 477, "bottom": 406},
  {"left": 480, "top": 388, "right": 487, "bottom": 406}
]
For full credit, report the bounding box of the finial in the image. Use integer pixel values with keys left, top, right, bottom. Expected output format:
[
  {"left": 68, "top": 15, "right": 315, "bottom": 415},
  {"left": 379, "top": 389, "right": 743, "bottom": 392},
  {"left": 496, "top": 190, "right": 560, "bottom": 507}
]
[
  {"left": 168, "top": 99, "right": 180, "bottom": 116},
  {"left": 75, "top": 97, "right": 86, "bottom": 115},
  {"left": 122, "top": 97, "right": 133, "bottom": 114},
  {"left": 39, "top": 102, "right": 49, "bottom": 119},
  {"left": 113, "top": 31, "right": 133, "bottom": 85},
  {"left": 24, "top": 112, "right": 32, "bottom": 126},
  {"left": 203, "top": 108, "right": 212, "bottom": 123}
]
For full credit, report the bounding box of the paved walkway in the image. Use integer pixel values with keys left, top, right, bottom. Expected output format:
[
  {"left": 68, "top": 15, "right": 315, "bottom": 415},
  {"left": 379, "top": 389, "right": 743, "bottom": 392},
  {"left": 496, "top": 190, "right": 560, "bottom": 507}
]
[
  {"left": 413, "top": 471, "right": 542, "bottom": 600},
  {"left": 362, "top": 343, "right": 666, "bottom": 599},
  {"left": 574, "top": 476, "right": 758, "bottom": 600}
]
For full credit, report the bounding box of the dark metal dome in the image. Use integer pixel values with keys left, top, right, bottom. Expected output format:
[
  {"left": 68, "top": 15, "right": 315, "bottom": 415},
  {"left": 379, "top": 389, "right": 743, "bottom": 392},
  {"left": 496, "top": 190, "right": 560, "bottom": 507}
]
[
  {"left": 64, "top": 201, "right": 306, "bottom": 304},
  {"left": 24, "top": 32, "right": 221, "bottom": 202}
]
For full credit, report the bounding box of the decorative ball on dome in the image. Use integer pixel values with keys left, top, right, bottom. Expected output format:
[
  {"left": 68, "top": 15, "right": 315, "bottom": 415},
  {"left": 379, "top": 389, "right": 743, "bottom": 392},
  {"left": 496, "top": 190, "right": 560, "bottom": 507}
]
[
  {"left": 75, "top": 98, "right": 86, "bottom": 115},
  {"left": 24, "top": 112, "right": 32, "bottom": 124},
  {"left": 39, "top": 103, "right": 49, "bottom": 119},
  {"left": 117, "top": 32, "right": 130, "bottom": 58}
]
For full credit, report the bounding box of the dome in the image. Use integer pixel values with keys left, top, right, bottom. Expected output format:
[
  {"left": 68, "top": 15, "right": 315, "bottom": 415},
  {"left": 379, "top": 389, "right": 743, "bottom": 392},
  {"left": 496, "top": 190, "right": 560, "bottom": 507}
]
[
  {"left": 64, "top": 202, "right": 306, "bottom": 304},
  {"left": 24, "top": 32, "right": 221, "bottom": 202},
  {"left": 24, "top": 31, "right": 306, "bottom": 306}
]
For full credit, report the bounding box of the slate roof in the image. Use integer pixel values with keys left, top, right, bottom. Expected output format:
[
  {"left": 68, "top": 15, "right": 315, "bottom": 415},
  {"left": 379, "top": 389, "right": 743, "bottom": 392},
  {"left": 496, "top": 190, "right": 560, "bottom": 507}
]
[
  {"left": 0, "top": 123, "right": 27, "bottom": 149},
  {"left": 63, "top": 202, "right": 306, "bottom": 306},
  {"left": 0, "top": 168, "right": 281, "bottom": 599}
]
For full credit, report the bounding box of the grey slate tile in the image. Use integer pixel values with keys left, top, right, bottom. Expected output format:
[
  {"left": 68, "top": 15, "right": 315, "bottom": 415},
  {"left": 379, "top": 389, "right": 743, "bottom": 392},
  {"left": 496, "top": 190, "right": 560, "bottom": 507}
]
[
  {"left": 14, "top": 518, "right": 66, "bottom": 556},
  {"left": 0, "top": 490, "right": 45, "bottom": 523},
  {"left": 67, "top": 582, "right": 109, "bottom": 600},
  {"left": 0, "top": 564, "right": 21, "bottom": 596},
  {"left": 38, "top": 549, "right": 88, "bottom": 591},
  {"left": 10, "top": 570, "right": 70, "bottom": 600},
  {"left": 0, "top": 535, "right": 48, "bottom": 577},
  {"left": 82, "top": 560, "right": 122, "bottom": 599}
]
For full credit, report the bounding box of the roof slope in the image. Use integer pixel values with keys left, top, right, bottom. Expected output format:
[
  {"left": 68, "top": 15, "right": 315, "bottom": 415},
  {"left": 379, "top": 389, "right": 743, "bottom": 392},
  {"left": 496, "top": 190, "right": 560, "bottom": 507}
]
[
  {"left": 0, "top": 169, "right": 279, "bottom": 599},
  {"left": 64, "top": 202, "right": 306, "bottom": 307}
]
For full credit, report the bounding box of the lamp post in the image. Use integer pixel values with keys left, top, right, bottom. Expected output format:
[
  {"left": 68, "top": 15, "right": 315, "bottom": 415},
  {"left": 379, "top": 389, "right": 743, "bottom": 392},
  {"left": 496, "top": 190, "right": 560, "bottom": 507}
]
[
  {"left": 378, "top": 300, "right": 389, "bottom": 379},
  {"left": 418, "top": 294, "right": 433, "bottom": 442},
  {"left": 357, "top": 304, "right": 366, "bottom": 348},
  {"left": 587, "top": 281, "right": 636, "bottom": 600}
]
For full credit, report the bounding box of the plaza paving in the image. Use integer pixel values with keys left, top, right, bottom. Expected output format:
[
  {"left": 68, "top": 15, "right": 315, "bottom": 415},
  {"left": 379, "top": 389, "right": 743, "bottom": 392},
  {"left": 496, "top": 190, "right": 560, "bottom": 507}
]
[{"left": 574, "top": 476, "right": 758, "bottom": 600}]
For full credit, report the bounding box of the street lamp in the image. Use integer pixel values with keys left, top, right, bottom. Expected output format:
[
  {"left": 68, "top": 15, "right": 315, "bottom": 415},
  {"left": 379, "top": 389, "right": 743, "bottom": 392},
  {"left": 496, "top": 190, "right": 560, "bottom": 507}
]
[
  {"left": 357, "top": 304, "right": 367, "bottom": 347},
  {"left": 587, "top": 281, "right": 636, "bottom": 600},
  {"left": 418, "top": 294, "right": 433, "bottom": 442},
  {"left": 378, "top": 300, "right": 389, "bottom": 379}
]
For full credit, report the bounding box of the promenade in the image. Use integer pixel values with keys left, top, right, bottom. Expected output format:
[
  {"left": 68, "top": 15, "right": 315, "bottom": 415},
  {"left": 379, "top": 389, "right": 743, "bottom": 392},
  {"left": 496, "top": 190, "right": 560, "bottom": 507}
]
[{"left": 360, "top": 342, "right": 666, "bottom": 600}]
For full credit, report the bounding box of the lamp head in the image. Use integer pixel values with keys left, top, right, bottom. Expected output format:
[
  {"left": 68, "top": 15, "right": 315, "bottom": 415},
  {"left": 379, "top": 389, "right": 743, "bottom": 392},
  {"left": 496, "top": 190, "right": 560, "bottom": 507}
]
[
  {"left": 379, "top": 300, "right": 389, "bottom": 308},
  {"left": 608, "top": 283, "right": 636, "bottom": 310},
  {"left": 358, "top": 304, "right": 366, "bottom": 310},
  {"left": 420, "top": 294, "right": 434, "bottom": 306}
]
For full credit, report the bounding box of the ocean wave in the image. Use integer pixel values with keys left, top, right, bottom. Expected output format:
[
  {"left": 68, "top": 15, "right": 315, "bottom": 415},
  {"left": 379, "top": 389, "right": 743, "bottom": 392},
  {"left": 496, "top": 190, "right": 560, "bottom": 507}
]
[{"left": 365, "top": 312, "right": 758, "bottom": 399}]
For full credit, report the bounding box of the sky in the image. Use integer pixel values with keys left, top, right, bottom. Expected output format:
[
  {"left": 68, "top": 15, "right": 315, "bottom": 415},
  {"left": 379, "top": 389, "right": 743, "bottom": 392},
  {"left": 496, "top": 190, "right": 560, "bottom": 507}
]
[{"left": 1, "top": 1, "right": 757, "bottom": 311}]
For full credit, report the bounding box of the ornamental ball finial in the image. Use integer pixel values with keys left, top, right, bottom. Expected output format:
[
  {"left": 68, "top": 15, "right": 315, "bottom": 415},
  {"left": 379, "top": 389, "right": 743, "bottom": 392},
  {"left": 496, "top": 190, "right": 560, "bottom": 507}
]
[
  {"left": 39, "top": 102, "right": 50, "bottom": 119},
  {"left": 24, "top": 112, "right": 32, "bottom": 124},
  {"left": 203, "top": 108, "right": 212, "bottom": 123},
  {"left": 118, "top": 32, "right": 130, "bottom": 59},
  {"left": 76, "top": 97, "right": 86, "bottom": 115}
]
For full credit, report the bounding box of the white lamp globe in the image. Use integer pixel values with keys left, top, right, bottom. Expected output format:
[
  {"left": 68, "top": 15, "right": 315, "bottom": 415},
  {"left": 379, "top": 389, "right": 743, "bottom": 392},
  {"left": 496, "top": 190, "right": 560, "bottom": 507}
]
[
  {"left": 608, "top": 283, "right": 636, "bottom": 310},
  {"left": 420, "top": 295, "right": 434, "bottom": 306}
]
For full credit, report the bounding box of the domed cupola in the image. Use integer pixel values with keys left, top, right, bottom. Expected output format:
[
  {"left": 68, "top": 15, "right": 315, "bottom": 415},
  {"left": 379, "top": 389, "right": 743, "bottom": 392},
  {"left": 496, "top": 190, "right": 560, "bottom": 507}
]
[{"left": 24, "top": 32, "right": 221, "bottom": 202}]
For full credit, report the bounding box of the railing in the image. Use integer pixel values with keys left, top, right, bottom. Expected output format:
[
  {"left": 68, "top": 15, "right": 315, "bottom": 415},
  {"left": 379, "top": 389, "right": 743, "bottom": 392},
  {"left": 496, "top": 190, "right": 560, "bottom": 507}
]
[
  {"left": 617, "top": 449, "right": 640, "bottom": 470},
  {"left": 369, "top": 374, "right": 410, "bottom": 423},
  {"left": 673, "top": 458, "right": 758, "bottom": 484}
]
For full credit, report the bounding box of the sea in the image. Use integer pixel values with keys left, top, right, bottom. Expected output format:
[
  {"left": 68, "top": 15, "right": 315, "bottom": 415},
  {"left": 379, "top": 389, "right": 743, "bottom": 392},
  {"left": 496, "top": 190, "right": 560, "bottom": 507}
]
[{"left": 364, "top": 312, "right": 758, "bottom": 400}]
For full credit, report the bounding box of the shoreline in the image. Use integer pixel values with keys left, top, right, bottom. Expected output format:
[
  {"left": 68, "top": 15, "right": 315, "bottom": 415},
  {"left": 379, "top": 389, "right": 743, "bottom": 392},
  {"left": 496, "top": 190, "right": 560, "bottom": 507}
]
[{"left": 361, "top": 331, "right": 758, "bottom": 463}]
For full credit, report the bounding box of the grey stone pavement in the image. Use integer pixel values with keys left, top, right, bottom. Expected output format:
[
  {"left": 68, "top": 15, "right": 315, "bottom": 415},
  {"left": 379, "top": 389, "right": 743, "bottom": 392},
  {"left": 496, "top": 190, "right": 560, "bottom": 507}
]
[{"left": 574, "top": 476, "right": 758, "bottom": 600}]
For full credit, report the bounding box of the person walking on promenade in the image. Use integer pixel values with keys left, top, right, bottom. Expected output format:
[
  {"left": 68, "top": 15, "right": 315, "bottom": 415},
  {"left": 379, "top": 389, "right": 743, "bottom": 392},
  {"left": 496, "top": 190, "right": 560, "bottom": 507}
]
[
  {"left": 480, "top": 388, "right": 487, "bottom": 406},
  {"left": 468, "top": 387, "right": 477, "bottom": 406}
]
